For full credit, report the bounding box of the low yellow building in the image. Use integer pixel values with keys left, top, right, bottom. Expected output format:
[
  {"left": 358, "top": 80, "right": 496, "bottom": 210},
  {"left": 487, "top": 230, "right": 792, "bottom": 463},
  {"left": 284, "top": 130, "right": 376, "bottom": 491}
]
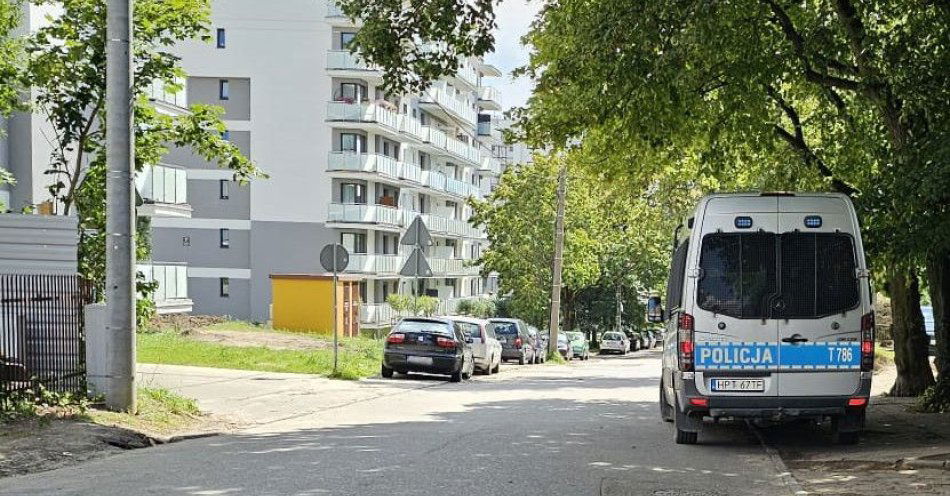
[{"left": 270, "top": 274, "right": 361, "bottom": 336}]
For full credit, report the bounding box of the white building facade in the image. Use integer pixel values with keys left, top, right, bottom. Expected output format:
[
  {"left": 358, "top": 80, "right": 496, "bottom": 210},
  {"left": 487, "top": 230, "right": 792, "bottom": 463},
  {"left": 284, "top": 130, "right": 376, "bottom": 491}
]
[{"left": 151, "top": 0, "right": 506, "bottom": 324}]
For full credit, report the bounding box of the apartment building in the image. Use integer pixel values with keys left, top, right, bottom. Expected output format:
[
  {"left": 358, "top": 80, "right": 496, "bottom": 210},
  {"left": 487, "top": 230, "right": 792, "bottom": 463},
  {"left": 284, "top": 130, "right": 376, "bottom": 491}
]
[
  {"left": 1, "top": 0, "right": 507, "bottom": 326},
  {"left": 151, "top": 0, "right": 506, "bottom": 324}
]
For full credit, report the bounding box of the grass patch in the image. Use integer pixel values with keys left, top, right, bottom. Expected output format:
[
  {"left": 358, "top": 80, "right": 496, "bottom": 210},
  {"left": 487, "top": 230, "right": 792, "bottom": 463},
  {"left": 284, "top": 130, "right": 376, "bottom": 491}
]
[
  {"left": 875, "top": 346, "right": 895, "bottom": 371},
  {"left": 545, "top": 351, "right": 568, "bottom": 365},
  {"left": 137, "top": 332, "right": 383, "bottom": 380},
  {"left": 89, "top": 387, "right": 201, "bottom": 435},
  {"left": 203, "top": 320, "right": 272, "bottom": 333}
]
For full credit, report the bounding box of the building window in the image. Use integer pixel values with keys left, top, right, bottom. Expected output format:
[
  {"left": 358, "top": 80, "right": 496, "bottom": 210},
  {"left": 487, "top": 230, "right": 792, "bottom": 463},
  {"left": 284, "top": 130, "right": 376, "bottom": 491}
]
[
  {"left": 216, "top": 28, "right": 226, "bottom": 48},
  {"left": 340, "top": 32, "right": 356, "bottom": 48},
  {"left": 219, "top": 180, "right": 230, "bottom": 199},
  {"left": 219, "top": 79, "right": 230, "bottom": 100},
  {"left": 340, "top": 183, "right": 365, "bottom": 204},
  {"left": 341, "top": 232, "right": 367, "bottom": 254},
  {"left": 182, "top": 236, "right": 191, "bottom": 247},
  {"left": 338, "top": 82, "right": 366, "bottom": 103},
  {"left": 220, "top": 228, "right": 230, "bottom": 248},
  {"left": 220, "top": 277, "right": 230, "bottom": 297},
  {"left": 340, "top": 133, "right": 365, "bottom": 153}
]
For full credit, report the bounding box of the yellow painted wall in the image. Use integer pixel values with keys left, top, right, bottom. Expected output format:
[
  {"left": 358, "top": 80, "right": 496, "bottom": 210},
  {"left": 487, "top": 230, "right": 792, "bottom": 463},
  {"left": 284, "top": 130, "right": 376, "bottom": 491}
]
[{"left": 271, "top": 278, "right": 337, "bottom": 335}]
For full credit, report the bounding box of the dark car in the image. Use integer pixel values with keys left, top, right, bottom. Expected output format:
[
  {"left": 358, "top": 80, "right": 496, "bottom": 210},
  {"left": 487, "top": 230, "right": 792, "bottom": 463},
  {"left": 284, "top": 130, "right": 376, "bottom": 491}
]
[
  {"left": 490, "top": 318, "right": 536, "bottom": 365},
  {"left": 382, "top": 317, "right": 475, "bottom": 382}
]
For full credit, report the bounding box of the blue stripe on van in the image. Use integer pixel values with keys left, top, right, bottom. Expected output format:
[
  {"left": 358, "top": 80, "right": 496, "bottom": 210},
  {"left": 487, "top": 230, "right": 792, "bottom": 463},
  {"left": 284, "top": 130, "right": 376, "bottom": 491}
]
[{"left": 695, "top": 341, "right": 862, "bottom": 371}]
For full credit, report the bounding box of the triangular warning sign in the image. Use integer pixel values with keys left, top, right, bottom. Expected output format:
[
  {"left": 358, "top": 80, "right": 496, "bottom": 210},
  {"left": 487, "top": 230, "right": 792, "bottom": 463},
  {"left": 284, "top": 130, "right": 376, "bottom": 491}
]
[
  {"left": 400, "top": 247, "right": 433, "bottom": 277},
  {"left": 400, "top": 216, "right": 433, "bottom": 247}
]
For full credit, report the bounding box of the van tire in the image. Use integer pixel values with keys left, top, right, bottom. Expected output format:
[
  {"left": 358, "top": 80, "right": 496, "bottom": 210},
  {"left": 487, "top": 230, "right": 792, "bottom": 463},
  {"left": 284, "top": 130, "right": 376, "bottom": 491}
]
[
  {"left": 675, "top": 428, "right": 698, "bottom": 445},
  {"left": 673, "top": 405, "right": 701, "bottom": 445}
]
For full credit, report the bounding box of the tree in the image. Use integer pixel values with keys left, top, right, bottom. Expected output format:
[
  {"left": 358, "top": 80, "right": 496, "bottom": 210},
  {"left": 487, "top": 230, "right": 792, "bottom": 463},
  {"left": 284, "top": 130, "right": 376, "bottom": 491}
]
[
  {"left": 0, "top": 0, "right": 23, "bottom": 207},
  {"left": 23, "top": 0, "right": 265, "bottom": 303},
  {"left": 344, "top": 0, "right": 950, "bottom": 397}
]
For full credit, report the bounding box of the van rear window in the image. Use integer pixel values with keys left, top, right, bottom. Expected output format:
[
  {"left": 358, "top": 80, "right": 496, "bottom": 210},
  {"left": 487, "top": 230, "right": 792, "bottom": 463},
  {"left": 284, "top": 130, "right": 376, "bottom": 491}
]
[{"left": 697, "top": 232, "right": 859, "bottom": 319}]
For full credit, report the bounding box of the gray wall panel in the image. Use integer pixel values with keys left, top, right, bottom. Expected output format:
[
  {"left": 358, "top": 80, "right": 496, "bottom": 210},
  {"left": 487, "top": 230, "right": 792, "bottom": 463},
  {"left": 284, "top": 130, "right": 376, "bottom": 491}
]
[
  {"left": 188, "top": 276, "right": 251, "bottom": 320},
  {"left": 188, "top": 77, "right": 251, "bottom": 120},
  {"left": 0, "top": 214, "right": 77, "bottom": 274},
  {"left": 163, "top": 131, "right": 251, "bottom": 170},
  {"left": 151, "top": 227, "right": 250, "bottom": 268},
  {"left": 188, "top": 179, "right": 250, "bottom": 220},
  {"left": 249, "top": 221, "right": 338, "bottom": 321}
]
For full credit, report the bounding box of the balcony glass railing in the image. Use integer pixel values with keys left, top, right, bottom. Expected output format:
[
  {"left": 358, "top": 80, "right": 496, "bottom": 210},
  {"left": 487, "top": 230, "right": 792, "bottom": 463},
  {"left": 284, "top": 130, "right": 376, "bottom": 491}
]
[
  {"left": 326, "top": 102, "right": 400, "bottom": 131},
  {"left": 146, "top": 78, "right": 187, "bottom": 109},
  {"left": 137, "top": 263, "right": 188, "bottom": 301},
  {"left": 478, "top": 86, "right": 501, "bottom": 106},
  {"left": 139, "top": 164, "right": 187, "bottom": 205},
  {"left": 326, "top": 50, "right": 377, "bottom": 72}
]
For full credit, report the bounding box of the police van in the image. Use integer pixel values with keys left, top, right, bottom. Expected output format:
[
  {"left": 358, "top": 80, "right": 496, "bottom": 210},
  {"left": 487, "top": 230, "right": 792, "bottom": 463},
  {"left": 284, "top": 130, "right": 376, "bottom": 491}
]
[{"left": 657, "top": 192, "right": 874, "bottom": 445}]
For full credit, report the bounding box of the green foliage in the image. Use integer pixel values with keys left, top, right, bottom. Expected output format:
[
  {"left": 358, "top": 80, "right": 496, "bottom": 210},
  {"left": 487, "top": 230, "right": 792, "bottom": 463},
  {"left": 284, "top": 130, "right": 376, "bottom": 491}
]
[
  {"left": 0, "top": 385, "right": 89, "bottom": 424},
  {"left": 914, "top": 377, "right": 950, "bottom": 414},
  {"left": 24, "top": 0, "right": 264, "bottom": 303},
  {"left": 0, "top": 0, "right": 22, "bottom": 118},
  {"left": 387, "top": 293, "right": 439, "bottom": 317},
  {"left": 456, "top": 298, "right": 496, "bottom": 318},
  {"left": 336, "top": 0, "right": 496, "bottom": 95}
]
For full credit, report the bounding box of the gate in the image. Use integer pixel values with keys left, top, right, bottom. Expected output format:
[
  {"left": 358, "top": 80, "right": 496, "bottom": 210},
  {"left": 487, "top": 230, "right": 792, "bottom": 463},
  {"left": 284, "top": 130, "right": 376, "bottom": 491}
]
[{"left": 0, "top": 274, "right": 93, "bottom": 397}]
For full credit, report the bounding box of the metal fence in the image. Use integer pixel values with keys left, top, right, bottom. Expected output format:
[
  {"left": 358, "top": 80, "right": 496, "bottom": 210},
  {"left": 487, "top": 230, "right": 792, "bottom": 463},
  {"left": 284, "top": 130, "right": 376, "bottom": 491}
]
[{"left": 0, "top": 274, "right": 92, "bottom": 397}]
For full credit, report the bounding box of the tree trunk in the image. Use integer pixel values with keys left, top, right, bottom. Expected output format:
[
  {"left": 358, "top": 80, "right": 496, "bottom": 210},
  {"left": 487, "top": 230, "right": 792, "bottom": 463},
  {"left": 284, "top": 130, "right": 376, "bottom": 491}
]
[
  {"left": 561, "top": 287, "right": 576, "bottom": 335},
  {"left": 926, "top": 251, "right": 950, "bottom": 380},
  {"left": 888, "top": 268, "right": 935, "bottom": 396}
]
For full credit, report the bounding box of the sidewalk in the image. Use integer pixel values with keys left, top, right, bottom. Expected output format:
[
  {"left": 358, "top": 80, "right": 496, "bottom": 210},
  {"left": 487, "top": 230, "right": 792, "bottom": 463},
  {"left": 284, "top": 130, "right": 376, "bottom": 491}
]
[
  {"left": 136, "top": 363, "right": 440, "bottom": 430},
  {"left": 768, "top": 365, "right": 950, "bottom": 495}
]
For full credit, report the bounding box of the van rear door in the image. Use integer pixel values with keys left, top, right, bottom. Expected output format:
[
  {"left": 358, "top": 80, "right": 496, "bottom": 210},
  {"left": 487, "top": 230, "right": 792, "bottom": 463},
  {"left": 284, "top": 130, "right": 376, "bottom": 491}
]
[
  {"left": 693, "top": 196, "right": 780, "bottom": 397},
  {"left": 775, "top": 196, "right": 864, "bottom": 396}
]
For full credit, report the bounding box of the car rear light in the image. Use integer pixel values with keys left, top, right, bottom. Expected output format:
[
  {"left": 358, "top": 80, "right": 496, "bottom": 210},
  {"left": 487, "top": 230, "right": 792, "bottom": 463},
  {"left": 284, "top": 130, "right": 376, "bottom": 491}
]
[
  {"left": 848, "top": 397, "right": 868, "bottom": 408},
  {"left": 860, "top": 312, "right": 874, "bottom": 371},
  {"left": 387, "top": 333, "right": 405, "bottom": 344},
  {"left": 436, "top": 336, "right": 457, "bottom": 349},
  {"left": 514, "top": 337, "right": 522, "bottom": 348},
  {"left": 688, "top": 397, "right": 708, "bottom": 407},
  {"left": 678, "top": 313, "right": 695, "bottom": 372}
]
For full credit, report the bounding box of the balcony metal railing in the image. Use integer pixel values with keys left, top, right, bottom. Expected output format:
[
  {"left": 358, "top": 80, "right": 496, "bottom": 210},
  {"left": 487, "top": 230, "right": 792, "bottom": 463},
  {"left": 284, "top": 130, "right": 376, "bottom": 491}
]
[
  {"left": 422, "top": 88, "right": 477, "bottom": 127},
  {"left": 400, "top": 115, "right": 427, "bottom": 142},
  {"left": 479, "top": 155, "right": 503, "bottom": 175},
  {"left": 423, "top": 126, "right": 447, "bottom": 149},
  {"left": 478, "top": 86, "right": 502, "bottom": 108},
  {"left": 139, "top": 164, "right": 187, "bottom": 205},
  {"left": 445, "top": 136, "right": 481, "bottom": 165}
]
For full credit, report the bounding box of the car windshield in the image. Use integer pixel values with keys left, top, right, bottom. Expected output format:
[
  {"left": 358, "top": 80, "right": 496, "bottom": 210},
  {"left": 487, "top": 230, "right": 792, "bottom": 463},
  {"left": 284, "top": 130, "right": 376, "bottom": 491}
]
[
  {"left": 558, "top": 335, "right": 569, "bottom": 344},
  {"left": 602, "top": 332, "right": 622, "bottom": 341},
  {"left": 697, "top": 232, "right": 859, "bottom": 319},
  {"left": 395, "top": 320, "right": 453, "bottom": 335},
  {"left": 492, "top": 322, "right": 518, "bottom": 335},
  {"left": 567, "top": 332, "right": 583, "bottom": 341}
]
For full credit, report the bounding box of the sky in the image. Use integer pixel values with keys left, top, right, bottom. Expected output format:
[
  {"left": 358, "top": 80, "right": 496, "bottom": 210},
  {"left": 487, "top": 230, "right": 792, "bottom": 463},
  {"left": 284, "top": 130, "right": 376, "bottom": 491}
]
[{"left": 485, "top": 0, "right": 542, "bottom": 111}]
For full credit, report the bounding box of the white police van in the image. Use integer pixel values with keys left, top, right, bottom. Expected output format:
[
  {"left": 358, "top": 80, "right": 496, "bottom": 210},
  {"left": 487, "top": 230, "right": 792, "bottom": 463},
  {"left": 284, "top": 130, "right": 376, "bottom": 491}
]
[{"left": 658, "top": 193, "right": 874, "bottom": 445}]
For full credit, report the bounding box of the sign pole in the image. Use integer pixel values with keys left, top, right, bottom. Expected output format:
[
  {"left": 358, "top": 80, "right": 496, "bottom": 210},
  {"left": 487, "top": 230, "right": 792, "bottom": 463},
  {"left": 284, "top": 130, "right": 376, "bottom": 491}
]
[{"left": 332, "top": 244, "right": 339, "bottom": 375}]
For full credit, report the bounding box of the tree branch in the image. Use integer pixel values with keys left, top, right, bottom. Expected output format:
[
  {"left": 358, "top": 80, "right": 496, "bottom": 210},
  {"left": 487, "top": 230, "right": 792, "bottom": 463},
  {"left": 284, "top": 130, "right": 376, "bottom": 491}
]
[
  {"left": 63, "top": 96, "right": 104, "bottom": 215},
  {"left": 766, "top": 85, "right": 857, "bottom": 197}
]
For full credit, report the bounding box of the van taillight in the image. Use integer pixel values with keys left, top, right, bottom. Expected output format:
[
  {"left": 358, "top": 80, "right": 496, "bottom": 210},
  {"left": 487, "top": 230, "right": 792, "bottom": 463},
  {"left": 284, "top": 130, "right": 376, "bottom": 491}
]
[
  {"left": 678, "top": 313, "right": 695, "bottom": 372},
  {"left": 860, "top": 312, "right": 874, "bottom": 371},
  {"left": 387, "top": 333, "right": 405, "bottom": 344}
]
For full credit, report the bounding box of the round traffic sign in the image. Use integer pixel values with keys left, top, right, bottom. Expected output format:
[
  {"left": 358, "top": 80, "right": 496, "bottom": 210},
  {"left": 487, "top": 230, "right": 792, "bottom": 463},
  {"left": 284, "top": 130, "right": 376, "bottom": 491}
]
[{"left": 320, "top": 244, "right": 350, "bottom": 273}]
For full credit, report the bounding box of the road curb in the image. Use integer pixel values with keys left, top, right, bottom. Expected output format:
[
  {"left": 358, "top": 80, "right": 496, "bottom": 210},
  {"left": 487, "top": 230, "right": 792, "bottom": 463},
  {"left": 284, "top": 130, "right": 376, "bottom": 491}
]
[
  {"left": 149, "top": 431, "right": 224, "bottom": 445},
  {"left": 897, "top": 458, "right": 950, "bottom": 471},
  {"left": 748, "top": 422, "right": 807, "bottom": 496}
]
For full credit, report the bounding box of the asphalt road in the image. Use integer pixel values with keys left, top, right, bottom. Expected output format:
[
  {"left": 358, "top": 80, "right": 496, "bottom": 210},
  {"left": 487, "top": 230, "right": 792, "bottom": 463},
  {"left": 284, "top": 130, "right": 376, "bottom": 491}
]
[{"left": 0, "top": 350, "right": 794, "bottom": 496}]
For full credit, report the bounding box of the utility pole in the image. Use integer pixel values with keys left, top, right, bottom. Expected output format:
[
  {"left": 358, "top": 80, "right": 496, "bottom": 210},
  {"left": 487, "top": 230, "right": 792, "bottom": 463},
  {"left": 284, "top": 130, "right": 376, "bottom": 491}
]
[
  {"left": 105, "top": 0, "right": 135, "bottom": 411},
  {"left": 548, "top": 163, "right": 567, "bottom": 357}
]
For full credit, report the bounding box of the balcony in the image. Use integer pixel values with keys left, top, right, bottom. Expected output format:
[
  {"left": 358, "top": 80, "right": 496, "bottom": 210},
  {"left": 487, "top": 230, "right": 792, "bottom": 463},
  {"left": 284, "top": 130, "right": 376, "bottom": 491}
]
[
  {"left": 399, "top": 115, "right": 428, "bottom": 142},
  {"left": 326, "top": 101, "right": 400, "bottom": 134},
  {"left": 346, "top": 254, "right": 405, "bottom": 274},
  {"left": 361, "top": 303, "right": 397, "bottom": 326},
  {"left": 446, "top": 135, "right": 481, "bottom": 165},
  {"left": 326, "top": 50, "right": 379, "bottom": 76},
  {"left": 137, "top": 164, "right": 192, "bottom": 218},
  {"left": 477, "top": 86, "right": 502, "bottom": 111},
  {"left": 327, "top": 203, "right": 403, "bottom": 228},
  {"left": 423, "top": 126, "right": 447, "bottom": 150},
  {"left": 479, "top": 155, "right": 503, "bottom": 175},
  {"left": 452, "top": 60, "right": 480, "bottom": 90},
  {"left": 419, "top": 88, "right": 477, "bottom": 129},
  {"left": 138, "top": 263, "right": 192, "bottom": 314},
  {"left": 327, "top": 152, "right": 400, "bottom": 179},
  {"left": 146, "top": 78, "right": 187, "bottom": 115}
]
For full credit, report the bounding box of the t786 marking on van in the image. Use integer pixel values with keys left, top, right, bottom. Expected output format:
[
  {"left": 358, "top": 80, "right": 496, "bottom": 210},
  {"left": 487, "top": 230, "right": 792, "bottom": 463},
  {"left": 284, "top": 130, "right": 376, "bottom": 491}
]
[{"left": 695, "top": 341, "right": 861, "bottom": 370}]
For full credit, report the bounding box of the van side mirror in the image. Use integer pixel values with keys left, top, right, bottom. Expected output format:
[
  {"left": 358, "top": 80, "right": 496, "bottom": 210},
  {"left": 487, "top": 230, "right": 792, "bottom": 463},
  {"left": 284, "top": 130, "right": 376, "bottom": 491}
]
[{"left": 647, "top": 296, "right": 664, "bottom": 323}]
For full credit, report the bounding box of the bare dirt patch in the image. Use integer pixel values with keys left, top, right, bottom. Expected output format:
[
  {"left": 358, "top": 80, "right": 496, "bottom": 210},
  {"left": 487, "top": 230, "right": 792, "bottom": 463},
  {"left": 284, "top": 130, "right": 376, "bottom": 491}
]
[{"left": 187, "top": 328, "right": 333, "bottom": 351}]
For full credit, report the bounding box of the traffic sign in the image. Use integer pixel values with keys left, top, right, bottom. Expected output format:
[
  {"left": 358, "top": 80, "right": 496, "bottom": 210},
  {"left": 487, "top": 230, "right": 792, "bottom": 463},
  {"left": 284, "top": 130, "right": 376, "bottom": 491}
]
[
  {"left": 400, "top": 216, "right": 433, "bottom": 247},
  {"left": 320, "top": 244, "right": 349, "bottom": 273},
  {"left": 400, "top": 247, "right": 433, "bottom": 277}
]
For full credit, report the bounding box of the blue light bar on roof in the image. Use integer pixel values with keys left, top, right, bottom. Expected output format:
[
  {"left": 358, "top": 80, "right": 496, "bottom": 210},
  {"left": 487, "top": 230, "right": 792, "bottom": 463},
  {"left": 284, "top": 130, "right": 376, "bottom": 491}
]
[
  {"left": 804, "top": 215, "right": 823, "bottom": 228},
  {"left": 734, "top": 216, "right": 753, "bottom": 229}
]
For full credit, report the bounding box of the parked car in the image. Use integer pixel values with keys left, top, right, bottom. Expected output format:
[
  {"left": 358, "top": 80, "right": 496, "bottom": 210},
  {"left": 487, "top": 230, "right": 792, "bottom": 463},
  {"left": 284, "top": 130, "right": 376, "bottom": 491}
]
[
  {"left": 448, "top": 316, "right": 502, "bottom": 375},
  {"left": 599, "top": 331, "right": 629, "bottom": 354},
  {"left": 527, "top": 325, "right": 547, "bottom": 364},
  {"left": 490, "top": 318, "right": 537, "bottom": 365},
  {"left": 382, "top": 317, "right": 475, "bottom": 382},
  {"left": 556, "top": 333, "right": 574, "bottom": 360},
  {"left": 923, "top": 306, "right": 936, "bottom": 355},
  {"left": 566, "top": 331, "right": 590, "bottom": 360},
  {"left": 623, "top": 327, "right": 646, "bottom": 351},
  {"left": 660, "top": 193, "right": 873, "bottom": 445}
]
